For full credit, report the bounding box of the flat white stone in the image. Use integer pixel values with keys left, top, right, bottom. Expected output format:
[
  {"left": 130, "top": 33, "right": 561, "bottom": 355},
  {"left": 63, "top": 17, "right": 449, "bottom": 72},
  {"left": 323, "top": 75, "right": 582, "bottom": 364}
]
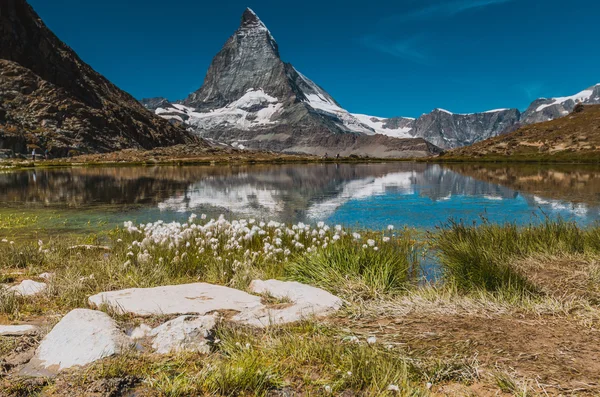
[
  {"left": 236, "top": 280, "right": 343, "bottom": 327},
  {"left": 150, "top": 315, "right": 216, "bottom": 354},
  {"left": 0, "top": 324, "right": 38, "bottom": 336},
  {"left": 249, "top": 279, "right": 343, "bottom": 309},
  {"left": 24, "top": 309, "right": 130, "bottom": 374},
  {"left": 88, "top": 283, "right": 263, "bottom": 316},
  {"left": 8, "top": 280, "right": 47, "bottom": 297}
]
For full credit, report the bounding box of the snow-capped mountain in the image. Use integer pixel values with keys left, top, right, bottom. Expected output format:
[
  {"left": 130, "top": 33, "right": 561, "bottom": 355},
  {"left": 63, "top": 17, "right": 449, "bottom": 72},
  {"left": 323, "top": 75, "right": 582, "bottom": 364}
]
[
  {"left": 356, "top": 108, "right": 522, "bottom": 149},
  {"left": 143, "top": 8, "right": 599, "bottom": 153},
  {"left": 146, "top": 8, "right": 440, "bottom": 158},
  {"left": 521, "top": 84, "right": 600, "bottom": 124},
  {"left": 354, "top": 84, "right": 600, "bottom": 149}
]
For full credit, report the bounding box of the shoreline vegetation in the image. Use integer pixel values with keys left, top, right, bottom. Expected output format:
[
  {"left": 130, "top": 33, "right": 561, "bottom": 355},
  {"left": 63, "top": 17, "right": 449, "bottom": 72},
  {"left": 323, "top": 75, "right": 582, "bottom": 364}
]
[
  {"left": 1, "top": 217, "right": 600, "bottom": 395},
  {"left": 0, "top": 144, "right": 420, "bottom": 171},
  {"left": 3, "top": 144, "right": 600, "bottom": 171}
]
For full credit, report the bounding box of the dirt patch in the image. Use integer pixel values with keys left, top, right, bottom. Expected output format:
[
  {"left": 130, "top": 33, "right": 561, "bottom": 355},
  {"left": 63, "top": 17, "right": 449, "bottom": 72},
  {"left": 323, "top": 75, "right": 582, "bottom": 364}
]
[
  {"left": 338, "top": 312, "right": 600, "bottom": 395},
  {"left": 516, "top": 255, "right": 600, "bottom": 303}
]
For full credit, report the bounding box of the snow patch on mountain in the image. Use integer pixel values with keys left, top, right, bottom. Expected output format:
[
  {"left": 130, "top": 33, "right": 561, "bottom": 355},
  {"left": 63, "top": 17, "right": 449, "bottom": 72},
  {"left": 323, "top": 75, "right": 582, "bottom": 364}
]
[
  {"left": 352, "top": 114, "right": 413, "bottom": 138},
  {"left": 536, "top": 87, "right": 595, "bottom": 112},
  {"left": 156, "top": 89, "right": 282, "bottom": 131}
]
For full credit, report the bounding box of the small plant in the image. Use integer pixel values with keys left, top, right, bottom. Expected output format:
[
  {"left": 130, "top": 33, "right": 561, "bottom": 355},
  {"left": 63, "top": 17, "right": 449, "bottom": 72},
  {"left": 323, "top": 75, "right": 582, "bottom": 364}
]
[{"left": 0, "top": 289, "right": 21, "bottom": 318}]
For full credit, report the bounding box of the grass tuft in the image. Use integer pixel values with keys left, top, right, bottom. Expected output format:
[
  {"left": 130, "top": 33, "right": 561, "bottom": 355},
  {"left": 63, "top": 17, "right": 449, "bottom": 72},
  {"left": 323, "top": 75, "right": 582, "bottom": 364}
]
[{"left": 287, "top": 230, "right": 420, "bottom": 300}]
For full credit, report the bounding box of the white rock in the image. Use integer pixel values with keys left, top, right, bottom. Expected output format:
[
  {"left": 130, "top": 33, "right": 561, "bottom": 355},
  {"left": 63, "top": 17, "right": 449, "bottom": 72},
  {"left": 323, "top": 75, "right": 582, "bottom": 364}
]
[
  {"left": 150, "top": 315, "right": 216, "bottom": 354},
  {"left": 237, "top": 279, "right": 343, "bottom": 327},
  {"left": 249, "top": 279, "right": 343, "bottom": 309},
  {"left": 24, "top": 309, "right": 130, "bottom": 375},
  {"left": 8, "top": 280, "right": 47, "bottom": 297},
  {"left": 0, "top": 324, "right": 38, "bottom": 336},
  {"left": 130, "top": 324, "right": 152, "bottom": 340},
  {"left": 88, "top": 283, "right": 263, "bottom": 316}
]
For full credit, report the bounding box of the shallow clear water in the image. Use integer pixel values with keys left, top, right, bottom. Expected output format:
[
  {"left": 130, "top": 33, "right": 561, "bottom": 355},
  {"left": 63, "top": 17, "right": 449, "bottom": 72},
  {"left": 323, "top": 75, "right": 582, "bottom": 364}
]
[{"left": 1, "top": 162, "right": 600, "bottom": 237}]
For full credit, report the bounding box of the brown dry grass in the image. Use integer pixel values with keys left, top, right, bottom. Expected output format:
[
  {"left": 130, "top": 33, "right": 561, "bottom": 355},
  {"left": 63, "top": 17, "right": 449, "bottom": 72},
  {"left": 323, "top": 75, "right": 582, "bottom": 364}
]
[{"left": 441, "top": 105, "right": 600, "bottom": 162}]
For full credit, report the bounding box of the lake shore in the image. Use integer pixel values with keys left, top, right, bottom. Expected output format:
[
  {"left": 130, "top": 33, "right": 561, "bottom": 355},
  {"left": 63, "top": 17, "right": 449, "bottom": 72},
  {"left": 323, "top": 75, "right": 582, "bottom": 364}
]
[
  {"left": 1, "top": 218, "right": 599, "bottom": 396},
  {"left": 1, "top": 144, "right": 423, "bottom": 170}
]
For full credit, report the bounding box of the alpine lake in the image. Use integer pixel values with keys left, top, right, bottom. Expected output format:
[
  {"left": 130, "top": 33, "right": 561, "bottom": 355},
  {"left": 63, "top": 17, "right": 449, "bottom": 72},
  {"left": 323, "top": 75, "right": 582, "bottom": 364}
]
[{"left": 1, "top": 162, "right": 600, "bottom": 239}]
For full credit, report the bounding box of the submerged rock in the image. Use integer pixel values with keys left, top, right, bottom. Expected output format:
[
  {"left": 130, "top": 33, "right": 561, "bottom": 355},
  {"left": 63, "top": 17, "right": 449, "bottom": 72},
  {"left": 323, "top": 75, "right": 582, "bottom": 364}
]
[
  {"left": 22, "top": 309, "right": 130, "bottom": 376},
  {"left": 88, "top": 283, "right": 263, "bottom": 316},
  {"left": 0, "top": 324, "right": 38, "bottom": 336},
  {"left": 8, "top": 280, "right": 47, "bottom": 296},
  {"left": 149, "top": 315, "right": 217, "bottom": 354}
]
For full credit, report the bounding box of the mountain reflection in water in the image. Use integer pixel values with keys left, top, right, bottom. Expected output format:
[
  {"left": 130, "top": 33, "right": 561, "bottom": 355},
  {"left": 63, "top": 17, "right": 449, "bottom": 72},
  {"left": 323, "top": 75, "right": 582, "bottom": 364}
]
[{"left": 1, "top": 163, "right": 600, "bottom": 231}]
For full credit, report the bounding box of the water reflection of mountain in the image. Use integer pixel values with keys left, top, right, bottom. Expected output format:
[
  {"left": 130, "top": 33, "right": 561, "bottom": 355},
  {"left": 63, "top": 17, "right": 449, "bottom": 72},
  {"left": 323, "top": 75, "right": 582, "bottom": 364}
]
[
  {"left": 445, "top": 164, "right": 600, "bottom": 218},
  {"left": 445, "top": 164, "right": 600, "bottom": 205},
  {"left": 2, "top": 163, "right": 599, "bottom": 223}
]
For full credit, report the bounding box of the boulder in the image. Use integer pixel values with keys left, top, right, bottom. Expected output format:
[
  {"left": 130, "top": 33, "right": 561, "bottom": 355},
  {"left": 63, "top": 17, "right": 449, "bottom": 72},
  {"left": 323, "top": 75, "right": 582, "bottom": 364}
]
[
  {"left": 22, "top": 309, "right": 130, "bottom": 375},
  {"left": 235, "top": 279, "right": 343, "bottom": 327},
  {"left": 0, "top": 324, "right": 38, "bottom": 336},
  {"left": 249, "top": 279, "right": 343, "bottom": 310},
  {"left": 88, "top": 283, "right": 263, "bottom": 316},
  {"left": 8, "top": 280, "right": 47, "bottom": 296},
  {"left": 149, "top": 315, "right": 216, "bottom": 354}
]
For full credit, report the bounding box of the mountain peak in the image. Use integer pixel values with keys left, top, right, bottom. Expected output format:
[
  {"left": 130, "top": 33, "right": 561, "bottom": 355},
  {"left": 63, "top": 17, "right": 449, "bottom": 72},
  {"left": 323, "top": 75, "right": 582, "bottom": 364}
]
[{"left": 240, "top": 8, "right": 270, "bottom": 34}]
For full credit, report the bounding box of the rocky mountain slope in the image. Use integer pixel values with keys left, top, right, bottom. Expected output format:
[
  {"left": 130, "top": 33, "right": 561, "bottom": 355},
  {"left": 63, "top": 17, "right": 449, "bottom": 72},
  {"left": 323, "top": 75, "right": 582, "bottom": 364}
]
[
  {"left": 445, "top": 104, "right": 600, "bottom": 161},
  {"left": 521, "top": 85, "right": 600, "bottom": 124},
  {"left": 0, "top": 0, "right": 198, "bottom": 156},
  {"left": 145, "top": 8, "right": 598, "bottom": 153},
  {"left": 353, "top": 84, "right": 599, "bottom": 150},
  {"left": 146, "top": 9, "right": 441, "bottom": 158}
]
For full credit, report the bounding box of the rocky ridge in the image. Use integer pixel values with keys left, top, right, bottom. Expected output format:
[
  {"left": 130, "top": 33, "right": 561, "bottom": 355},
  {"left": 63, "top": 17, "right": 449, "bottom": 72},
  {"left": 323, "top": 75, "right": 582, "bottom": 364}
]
[
  {"left": 0, "top": 0, "right": 199, "bottom": 156},
  {"left": 350, "top": 84, "right": 600, "bottom": 150}
]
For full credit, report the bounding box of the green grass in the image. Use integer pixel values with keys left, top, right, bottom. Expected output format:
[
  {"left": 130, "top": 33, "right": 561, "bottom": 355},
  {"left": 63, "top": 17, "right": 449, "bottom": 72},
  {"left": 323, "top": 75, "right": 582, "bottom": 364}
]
[
  {"left": 55, "top": 321, "right": 475, "bottom": 396},
  {"left": 287, "top": 230, "right": 420, "bottom": 300},
  {"left": 5, "top": 219, "right": 600, "bottom": 395},
  {"left": 434, "top": 218, "right": 600, "bottom": 295}
]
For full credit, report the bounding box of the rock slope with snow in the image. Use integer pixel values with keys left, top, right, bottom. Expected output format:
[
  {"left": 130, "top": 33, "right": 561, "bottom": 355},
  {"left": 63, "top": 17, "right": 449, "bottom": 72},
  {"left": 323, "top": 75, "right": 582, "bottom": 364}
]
[
  {"left": 143, "top": 8, "right": 599, "bottom": 152},
  {"left": 354, "top": 84, "right": 600, "bottom": 149},
  {"left": 147, "top": 8, "right": 441, "bottom": 158},
  {"left": 521, "top": 84, "right": 600, "bottom": 124}
]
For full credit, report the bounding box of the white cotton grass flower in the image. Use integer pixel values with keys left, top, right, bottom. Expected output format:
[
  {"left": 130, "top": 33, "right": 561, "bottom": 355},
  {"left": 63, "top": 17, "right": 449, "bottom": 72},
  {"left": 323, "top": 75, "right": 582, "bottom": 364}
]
[
  {"left": 387, "top": 384, "right": 400, "bottom": 392},
  {"left": 387, "top": 225, "right": 394, "bottom": 231},
  {"left": 382, "top": 237, "right": 390, "bottom": 243},
  {"left": 352, "top": 232, "right": 361, "bottom": 240},
  {"left": 367, "top": 336, "right": 377, "bottom": 344},
  {"left": 324, "top": 385, "right": 332, "bottom": 394},
  {"left": 367, "top": 239, "right": 375, "bottom": 247}
]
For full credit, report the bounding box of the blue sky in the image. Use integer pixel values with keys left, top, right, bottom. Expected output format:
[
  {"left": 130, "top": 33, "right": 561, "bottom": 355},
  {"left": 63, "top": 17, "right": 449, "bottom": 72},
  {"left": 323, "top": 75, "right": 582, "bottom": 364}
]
[{"left": 29, "top": 0, "right": 600, "bottom": 118}]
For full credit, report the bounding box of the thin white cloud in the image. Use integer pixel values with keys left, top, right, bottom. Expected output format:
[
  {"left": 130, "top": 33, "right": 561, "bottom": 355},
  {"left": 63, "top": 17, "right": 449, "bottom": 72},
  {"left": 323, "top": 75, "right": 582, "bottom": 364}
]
[
  {"left": 389, "top": 0, "right": 515, "bottom": 22},
  {"left": 359, "top": 35, "right": 430, "bottom": 64}
]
